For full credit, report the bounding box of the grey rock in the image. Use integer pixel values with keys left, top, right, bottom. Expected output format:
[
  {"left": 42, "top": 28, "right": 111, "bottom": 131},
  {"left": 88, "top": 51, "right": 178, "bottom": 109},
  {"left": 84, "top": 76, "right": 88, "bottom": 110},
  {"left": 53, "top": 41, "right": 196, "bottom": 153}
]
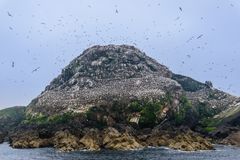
[{"left": 27, "top": 45, "right": 178, "bottom": 116}]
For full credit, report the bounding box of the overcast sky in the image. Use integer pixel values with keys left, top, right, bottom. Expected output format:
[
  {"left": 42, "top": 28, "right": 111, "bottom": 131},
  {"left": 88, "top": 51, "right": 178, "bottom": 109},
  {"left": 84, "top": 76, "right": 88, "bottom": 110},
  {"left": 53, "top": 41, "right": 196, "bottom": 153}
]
[{"left": 0, "top": 0, "right": 240, "bottom": 108}]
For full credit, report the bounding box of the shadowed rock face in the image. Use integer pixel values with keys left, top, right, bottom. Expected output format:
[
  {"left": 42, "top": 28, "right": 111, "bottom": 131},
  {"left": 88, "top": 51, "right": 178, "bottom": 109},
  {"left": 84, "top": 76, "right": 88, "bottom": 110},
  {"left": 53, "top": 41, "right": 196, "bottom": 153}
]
[{"left": 27, "top": 45, "right": 180, "bottom": 116}]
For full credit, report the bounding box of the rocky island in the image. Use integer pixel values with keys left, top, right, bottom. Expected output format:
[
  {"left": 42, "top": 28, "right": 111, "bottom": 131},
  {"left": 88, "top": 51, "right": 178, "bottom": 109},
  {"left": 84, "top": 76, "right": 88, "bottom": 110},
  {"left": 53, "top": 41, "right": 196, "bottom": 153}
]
[{"left": 0, "top": 45, "right": 240, "bottom": 152}]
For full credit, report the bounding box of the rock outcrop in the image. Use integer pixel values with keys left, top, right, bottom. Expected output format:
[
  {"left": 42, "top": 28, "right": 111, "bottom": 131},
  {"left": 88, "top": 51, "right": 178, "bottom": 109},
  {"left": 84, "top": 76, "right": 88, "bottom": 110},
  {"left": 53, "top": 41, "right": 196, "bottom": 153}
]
[
  {"left": 103, "top": 127, "right": 143, "bottom": 150},
  {"left": 27, "top": 45, "right": 179, "bottom": 116},
  {"left": 79, "top": 129, "right": 101, "bottom": 151},
  {"left": 220, "top": 131, "right": 240, "bottom": 146},
  {"left": 145, "top": 129, "right": 213, "bottom": 151},
  {"left": 53, "top": 130, "right": 84, "bottom": 152},
  {"left": 9, "top": 127, "right": 213, "bottom": 152},
  {"left": 10, "top": 131, "right": 51, "bottom": 148},
  {"left": 1, "top": 45, "right": 239, "bottom": 152},
  {"left": 167, "top": 133, "right": 213, "bottom": 151}
]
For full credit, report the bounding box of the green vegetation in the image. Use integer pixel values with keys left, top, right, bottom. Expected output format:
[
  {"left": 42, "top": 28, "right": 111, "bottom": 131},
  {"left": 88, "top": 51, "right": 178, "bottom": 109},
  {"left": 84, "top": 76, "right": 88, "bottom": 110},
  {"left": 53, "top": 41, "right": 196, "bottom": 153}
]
[
  {"left": 0, "top": 106, "right": 25, "bottom": 120},
  {"left": 129, "top": 94, "right": 212, "bottom": 127},
  {"left": 128, "top": 101, "right": 143, "bottom": 112},
  {"left": 195, "top": 102, "right": 221, "bottom": 133},
  {"left": 128, "top": 93, "right": 173, "bottom": 128},
  {"left": 172, "top": 95, "right": 193, "bottom": 126},
  {"left": 138, "top": 101, "right": 163, "bottom": 128},
  {"left": 170, "top": 95, "right": 220, "bottom": 128},
  {"left": 200, "top": 117, "right": 221, "bottom": 133},
  {"left": 0, "top": 106, "right": 26, "bottom": 132},
  {"left": 23, "top": 95, "right": 220, "bottom": 131},
  {"left": 23, "top": 112, "right": 75, "bottom": 125},
  {"left": 195, "top": 102, "right": 217, "bottom": 119},
  {"left": 86, "top": 107, "right": 99, "bottom": 120},
  {"left": 85, "top": 106, "right": 114, "bottom": 128},
  {"left": 85, "top": 98, "right": 171, "bottom": 128},
  {"left": 203, "top": 126, "right": 217, "bottom": 133}
]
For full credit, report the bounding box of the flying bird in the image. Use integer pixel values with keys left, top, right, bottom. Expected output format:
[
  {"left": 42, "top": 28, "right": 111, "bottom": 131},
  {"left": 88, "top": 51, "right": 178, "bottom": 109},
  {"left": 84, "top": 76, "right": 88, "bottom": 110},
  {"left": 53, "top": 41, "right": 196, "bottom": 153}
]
[
  {"left": 32, "top": 67, "right": 40, "bottom": 73},
  {"left": 115, "top": 9, "right": 119, "bottom": 14},
  {"left": 186, "top": 36, "right": 194, "bottom": 43},
  {"left": 175, "top": 17, "right": 180, "bottom": 21},
  {"left": 196, "top": 34, "right": 204, "bottom": 39},
  {"left": 179, "top": 7, "right": 182, "bottom": 11},
  {"left": 11, "top": 61, "right": 15, "bottom": 68},
  {"left": 7, "top": 12, "right": 12, "bottom": 17}
]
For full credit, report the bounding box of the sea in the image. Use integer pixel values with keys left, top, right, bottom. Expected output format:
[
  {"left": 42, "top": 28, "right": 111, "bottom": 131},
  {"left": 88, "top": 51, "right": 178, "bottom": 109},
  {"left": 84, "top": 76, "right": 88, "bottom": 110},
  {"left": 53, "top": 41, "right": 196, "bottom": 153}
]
[{"left": 0, "top": 143, "right": 240, "bottom": 160}]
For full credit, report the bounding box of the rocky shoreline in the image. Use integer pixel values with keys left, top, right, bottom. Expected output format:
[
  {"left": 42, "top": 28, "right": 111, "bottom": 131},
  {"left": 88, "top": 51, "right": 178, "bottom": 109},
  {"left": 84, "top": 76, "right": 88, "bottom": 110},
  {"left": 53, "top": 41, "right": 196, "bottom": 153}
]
[
  {"left": 2, "top": 127, "right": 240, "bottom": 152},
  {"left": 7, "top": 127, "right": 213, "bottom": 152}
]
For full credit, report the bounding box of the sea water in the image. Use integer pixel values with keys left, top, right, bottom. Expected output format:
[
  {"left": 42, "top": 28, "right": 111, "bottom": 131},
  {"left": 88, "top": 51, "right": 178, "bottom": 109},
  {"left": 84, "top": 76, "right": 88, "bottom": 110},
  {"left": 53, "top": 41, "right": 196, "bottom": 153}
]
[{"left": 0, "top": 143, "right": 240, "bottom": 160}]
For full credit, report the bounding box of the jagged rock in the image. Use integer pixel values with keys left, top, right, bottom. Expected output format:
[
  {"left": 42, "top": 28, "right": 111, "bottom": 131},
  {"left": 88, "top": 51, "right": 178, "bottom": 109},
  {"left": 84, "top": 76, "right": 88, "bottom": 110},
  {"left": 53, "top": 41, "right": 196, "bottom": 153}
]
[
  {"left": 79, "top": 129, "right": 101, "bottom": 151},
  {"left": 168, "top": 133, "right": 213, "bottom": 151},
  {"left": 146, "top": 129, "right": 213, "bottom": 151},
  {"left": 102, "top": 127, "right": 121, "bottom": 145},
  {"left": 10, "top": 131, "right": 51, "bottom": 148},
  {"left": 53, "top": 130, "right": 83, "bottom": 152},
  {"left": 220, "top": 131, "right": 240, "bottom": 146},
  {"left": 147, "top": 133, "right": 172, "bottom": 147},
  {"left": 205, "top": 81, "right": 213, "bottom": 88},
  {"left": 103, "top": 127, "right": 143, "bottom": 150}
]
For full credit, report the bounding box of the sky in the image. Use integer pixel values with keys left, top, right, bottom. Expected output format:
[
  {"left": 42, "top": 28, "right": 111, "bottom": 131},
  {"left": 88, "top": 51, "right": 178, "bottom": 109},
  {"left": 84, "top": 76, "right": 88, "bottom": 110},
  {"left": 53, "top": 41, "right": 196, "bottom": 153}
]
[{"left": 0, "top": 0, "right": 240, "bottom": 108}]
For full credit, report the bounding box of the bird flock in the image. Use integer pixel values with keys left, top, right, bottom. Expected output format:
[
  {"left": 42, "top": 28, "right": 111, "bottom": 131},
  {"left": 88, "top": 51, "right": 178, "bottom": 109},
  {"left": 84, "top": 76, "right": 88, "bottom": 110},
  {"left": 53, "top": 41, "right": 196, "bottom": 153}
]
[{"left": 1, "top": 1, "right": 238, "bottom": 95}]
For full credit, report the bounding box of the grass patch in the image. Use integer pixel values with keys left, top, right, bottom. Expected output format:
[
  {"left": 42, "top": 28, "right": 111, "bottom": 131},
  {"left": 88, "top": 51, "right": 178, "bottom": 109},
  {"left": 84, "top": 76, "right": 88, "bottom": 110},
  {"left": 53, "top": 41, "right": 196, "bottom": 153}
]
[
  {"left": 171, "top": 95, "right": 193, "bottom": 126},
  {"left": 128, "top": 93, "right": 173, "bottom": 128},
  {"left": 203, "top": 126, "right": 217, "bottom": 133},
  {"left": 23, "top": 112, "right": 76, "bottom": 125}
]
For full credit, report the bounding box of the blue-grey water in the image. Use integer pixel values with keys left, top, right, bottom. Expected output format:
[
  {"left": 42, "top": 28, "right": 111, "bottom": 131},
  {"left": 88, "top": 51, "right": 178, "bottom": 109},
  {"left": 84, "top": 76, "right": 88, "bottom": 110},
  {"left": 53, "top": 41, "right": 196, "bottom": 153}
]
[{"left": 0, "top": 143, "right": 240, "bottom": 160}]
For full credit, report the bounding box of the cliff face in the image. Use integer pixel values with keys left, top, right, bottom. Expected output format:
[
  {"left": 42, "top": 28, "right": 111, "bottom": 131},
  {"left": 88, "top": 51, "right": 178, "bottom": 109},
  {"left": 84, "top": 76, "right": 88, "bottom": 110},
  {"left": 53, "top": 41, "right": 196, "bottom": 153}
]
[{"left": 27, "top": 45, "right": 180, "bottom": 116}]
